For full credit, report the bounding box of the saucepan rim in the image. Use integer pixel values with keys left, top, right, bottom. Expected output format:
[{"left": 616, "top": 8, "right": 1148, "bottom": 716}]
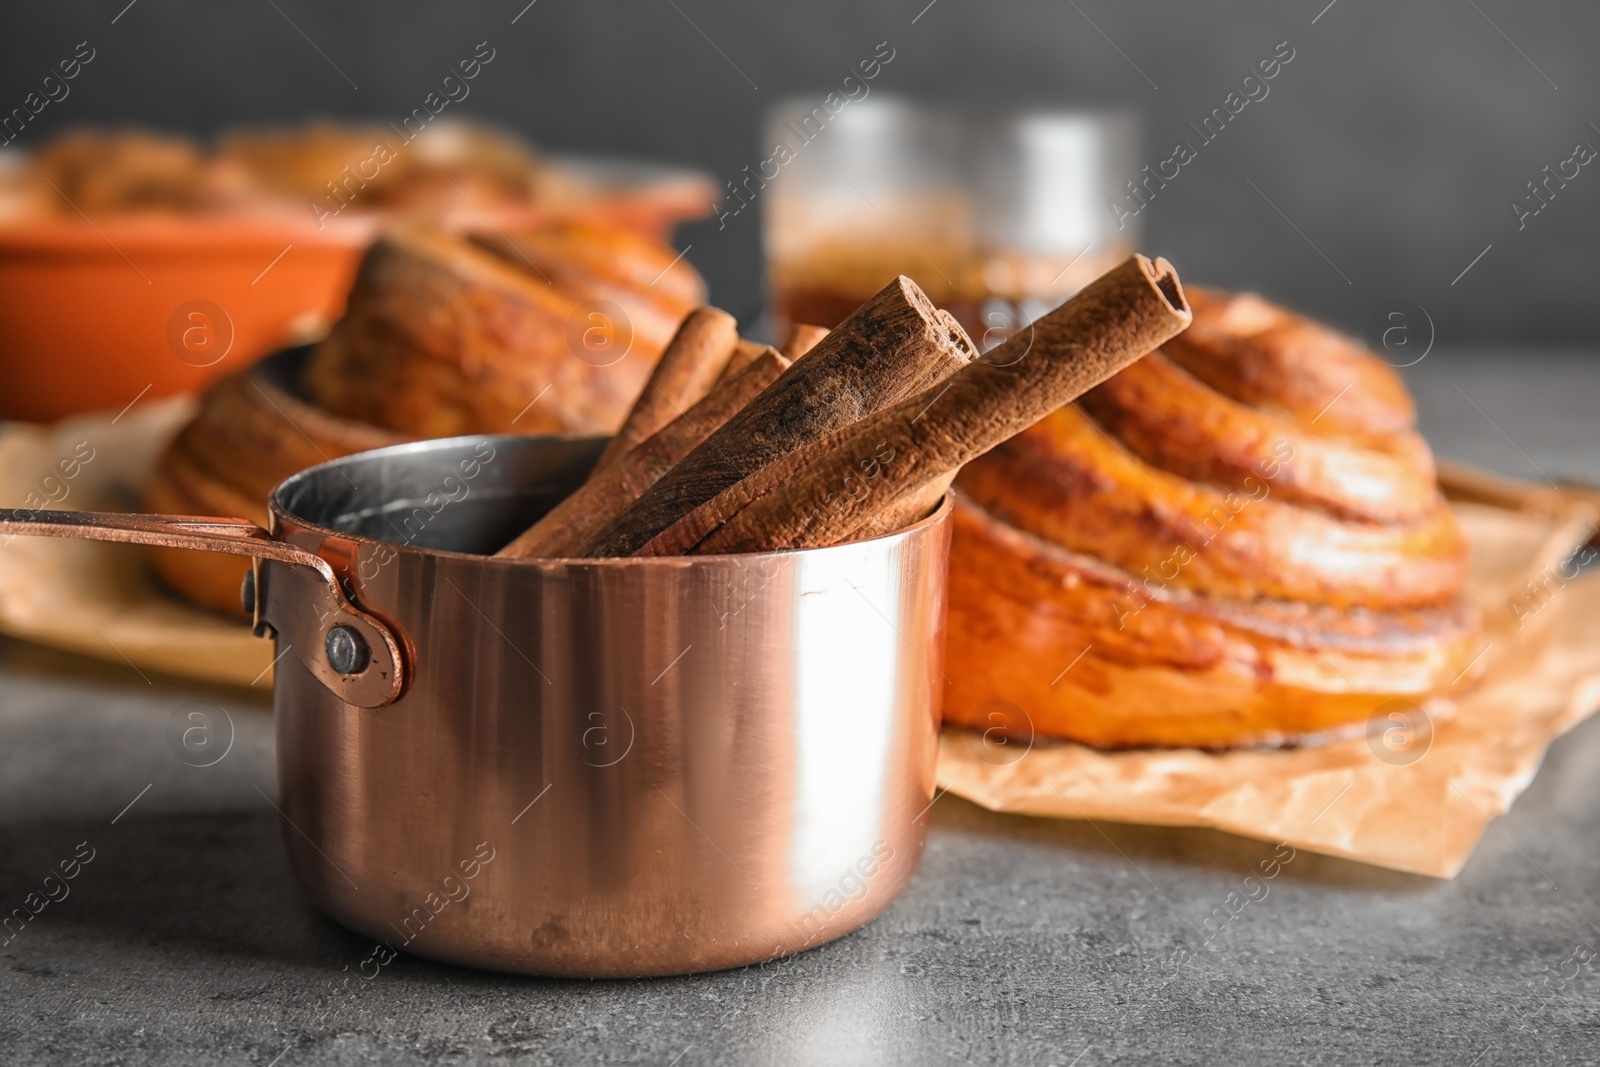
[{"left": 269, "top": 432, "right": 954, "bottom": 570}]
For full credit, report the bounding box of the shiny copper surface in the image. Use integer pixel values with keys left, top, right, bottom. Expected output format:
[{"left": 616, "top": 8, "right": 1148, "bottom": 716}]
[{"left": 1, "top": 435, "right": 952, "bottom": 977}]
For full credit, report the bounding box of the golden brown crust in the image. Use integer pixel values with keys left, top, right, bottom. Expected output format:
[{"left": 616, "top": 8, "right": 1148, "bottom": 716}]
[
  {"left": 943, "top": 499, "right": 1479, "bottom": 749},
  {"left": 1078, "top": 352, "right": 1438, "bottom": 524},
  {"left": 958, "top": 405, "right": 1468, "bottom": 610},
  {"left": 30, "top": 130, "right": 218, "bottom": 214},
  {"left": 146, "top": 219, "right": 709, "bottom": 612},
  {"left": 173, "top": 362, "right": 402, "bottom": 503},
  {"left": 304, "top": 226, "right": 668, "bottom": 437},
  {"left": 142, "top": 367, "right": 408, "bottom": 616},
  {"left": 471, "top": 219, "right": 705, "bottom": 311},
  {"left": 218, "top": 121, "right": 549, "bottom": 213},
  {"left": 945, "top": 286, "right": 1480, "bottom": 748},
  {"left": 1165, "top": 288, "right": 1417, "bottom": 438}
]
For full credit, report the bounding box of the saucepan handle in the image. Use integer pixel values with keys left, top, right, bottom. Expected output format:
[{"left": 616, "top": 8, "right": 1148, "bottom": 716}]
[{"left": 0, "top": 509, "right": 407, "bottom": 708}]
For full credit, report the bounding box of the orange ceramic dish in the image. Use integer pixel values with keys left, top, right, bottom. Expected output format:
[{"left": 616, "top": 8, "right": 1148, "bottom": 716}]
[
  {"left": 0, "top": 215, "right": 370, "bottom": 422},
  {"left": 0, "top": 163, "right": 714, "bottom": 422}
]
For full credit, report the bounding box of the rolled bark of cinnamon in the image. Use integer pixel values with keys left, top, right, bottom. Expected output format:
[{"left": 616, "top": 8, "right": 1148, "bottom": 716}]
[
  {"left": 589, "top": 307, "right": 739, "bottom": 475},
  {"left": 781, "top": 323, "right": 830, "bottom": 360},
  {"left": 497, "top": 349, "right": 791, "bottom": 559},
  {"left": 639, "top": 255, "right": 1192, "bottom": 556},
  {"left": 715, "top": 338, "right": 771, "bottom": 386},
  {"left": 582, "top": 275, "right": 977, "bottom": 558}
]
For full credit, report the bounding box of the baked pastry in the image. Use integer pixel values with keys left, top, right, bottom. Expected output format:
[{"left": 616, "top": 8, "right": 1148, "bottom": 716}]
[
  {"left": 3, "top": 121, "right": 645, "bottom": 223},
  {"left": 945, "top": 288, "right": 1480, "bottom": 749},
  {"left": 146, "top": 219, "right": 707, "bottom": 615},
  {"left": 303, "top": 224, "right": 704, "bottom": 437},
  {"left": 143, "top": 351, "right": 408, "bottom": 616},
  {"left": 23, "top": 129, "right": 238, "bottom": 215},
  {"left": 216, "top": 120, "right": 566, "bottom": 217}
]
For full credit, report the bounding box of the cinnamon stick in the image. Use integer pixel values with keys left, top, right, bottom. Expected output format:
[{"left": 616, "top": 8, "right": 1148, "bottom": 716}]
[
  {"left": 639, "top": 255, "right": 1192, "bottom": 556},
  {"left": 781, "top": 323, "right": 830, "bottom": 360},
  {"left": 849, "top": 474, "right": 960, "bottom": 541},
  {"left": 716, "top": 338, "right": 770, "bottom": 386},
  {"left": 496, "top": 349, "right": 791, "bottom": 558},
  {"left": 590, "top": 307, "right": 739, "bottom": 475},
  {"left": 581, "top": 275, "right": 976, "bottom": 558}
]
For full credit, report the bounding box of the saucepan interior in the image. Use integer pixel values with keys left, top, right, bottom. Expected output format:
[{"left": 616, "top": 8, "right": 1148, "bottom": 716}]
[
  {"left": 272, "top": 432, "right": 607, "bottom": 559},
  {"left": 262, "top": 435, "right": 952, "bottom": 978}
]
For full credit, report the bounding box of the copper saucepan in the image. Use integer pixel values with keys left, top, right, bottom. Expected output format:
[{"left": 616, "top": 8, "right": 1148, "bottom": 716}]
[{"left": 0, "top": 435, "right": 952, "bottom": 977}]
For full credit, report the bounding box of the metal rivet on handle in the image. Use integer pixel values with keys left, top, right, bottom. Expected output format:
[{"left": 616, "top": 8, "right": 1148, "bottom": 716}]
[{"left": 325, "top": 625, "right": 369, "bottom": 676}]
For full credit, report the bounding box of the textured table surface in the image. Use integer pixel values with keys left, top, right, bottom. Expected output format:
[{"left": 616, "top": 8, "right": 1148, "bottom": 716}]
[{"left": 0, "top": 350, "right": 1596, "bottom": 1066}]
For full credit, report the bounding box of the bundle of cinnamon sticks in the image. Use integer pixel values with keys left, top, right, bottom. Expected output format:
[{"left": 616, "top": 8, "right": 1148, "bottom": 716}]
[{"left": 497, "top": 254, "right": 1192, "bottom": 560}]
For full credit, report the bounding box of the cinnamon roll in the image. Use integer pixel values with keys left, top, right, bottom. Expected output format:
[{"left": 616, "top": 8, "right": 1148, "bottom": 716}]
[
  {"left": 303, "top": 224, "right": 704, "bottom": 438},
  {"left": 944, "top": 288, "right": 1480, "bottom": 749}
]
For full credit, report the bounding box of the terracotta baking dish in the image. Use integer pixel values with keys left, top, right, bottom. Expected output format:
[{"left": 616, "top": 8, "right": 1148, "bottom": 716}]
[{"left": 0, "top": 158, "right": 714, "bottom": 422}]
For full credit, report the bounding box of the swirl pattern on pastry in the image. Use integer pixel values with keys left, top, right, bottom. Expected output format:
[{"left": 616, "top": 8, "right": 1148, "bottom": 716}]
[
  {"left": 944, "top": 287, "right": 1480, "bottom": 749},
  {"left": 304, "top": 224, "right": 703, "bottom": 438}
]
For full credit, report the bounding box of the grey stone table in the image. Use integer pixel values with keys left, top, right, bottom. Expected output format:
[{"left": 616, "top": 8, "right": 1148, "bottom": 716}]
[{"left": 0, "top": 351, "right": 1596, "bottom": 1066}]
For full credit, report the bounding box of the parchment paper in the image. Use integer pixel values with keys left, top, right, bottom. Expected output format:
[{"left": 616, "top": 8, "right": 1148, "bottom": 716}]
[
  {"left": 938, "top": 500, "right": 1600, "bottom": 877},
  {"left": 0, "top": 398, "right": 274, "bottom": 686}
]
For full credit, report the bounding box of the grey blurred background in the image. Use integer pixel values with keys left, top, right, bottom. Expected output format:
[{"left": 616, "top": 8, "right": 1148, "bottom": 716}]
[{"left": 3, "top": 0, "right": 1597, "bottom": 345}]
